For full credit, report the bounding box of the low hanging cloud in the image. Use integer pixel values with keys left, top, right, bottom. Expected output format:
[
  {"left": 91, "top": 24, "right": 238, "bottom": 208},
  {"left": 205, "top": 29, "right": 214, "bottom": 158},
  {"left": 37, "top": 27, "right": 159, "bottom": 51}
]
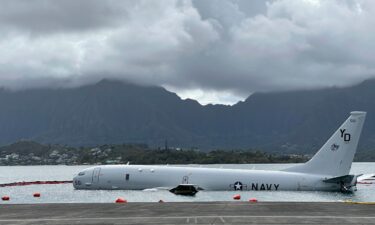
[{"left": 0, "top": 0, "right": 375, "bottom": 104}]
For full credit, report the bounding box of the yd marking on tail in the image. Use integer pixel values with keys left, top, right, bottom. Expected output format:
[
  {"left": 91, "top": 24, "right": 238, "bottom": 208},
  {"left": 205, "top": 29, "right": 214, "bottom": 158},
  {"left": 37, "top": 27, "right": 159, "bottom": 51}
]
[{"left": 340, "top": 129, "right": 351, "bottom": 142}]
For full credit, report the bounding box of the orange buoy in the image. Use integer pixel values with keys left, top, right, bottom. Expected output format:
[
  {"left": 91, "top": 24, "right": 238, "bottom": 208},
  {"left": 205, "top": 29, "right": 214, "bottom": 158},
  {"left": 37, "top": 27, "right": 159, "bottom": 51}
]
[
  {"left": 33, "top": 192, "right": 41, "bottom": 197},
  {"left": 158, "top": 199, "right": 164, "bottom": 203},
  {"left": 233, "top": 194, "right": 241, "bottom": 200},
  {"left": 2, "top": 196, "right": 10, "bottom": 201},
  {"left": 249, "top": 198, "right": 258, "bottom": 203},
  {"left": 115, "top": 197, "right": 127, "bottom": 203}
]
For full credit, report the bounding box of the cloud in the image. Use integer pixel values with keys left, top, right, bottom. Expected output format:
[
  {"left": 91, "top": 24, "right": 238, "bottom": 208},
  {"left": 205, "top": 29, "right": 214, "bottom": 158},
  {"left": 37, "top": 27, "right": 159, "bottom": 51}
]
[
  {"left": 0, "top": 0, "right": 129, "bottom": 34},
  {"left": 226, "top": 0, "right": 375, "bottom": 92},
  {"left": 0, "top": 0, "right": 375, "bottom": 104}
]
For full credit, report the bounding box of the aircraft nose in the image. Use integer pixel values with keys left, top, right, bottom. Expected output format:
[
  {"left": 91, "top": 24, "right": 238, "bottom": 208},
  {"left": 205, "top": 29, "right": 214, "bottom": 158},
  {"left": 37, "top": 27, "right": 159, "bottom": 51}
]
[
  {"left": 73, "top": 176, "right": 81, "bottom": 189},
  {"left": 73, "top": 172, "right": 85, "bottom": 189}
]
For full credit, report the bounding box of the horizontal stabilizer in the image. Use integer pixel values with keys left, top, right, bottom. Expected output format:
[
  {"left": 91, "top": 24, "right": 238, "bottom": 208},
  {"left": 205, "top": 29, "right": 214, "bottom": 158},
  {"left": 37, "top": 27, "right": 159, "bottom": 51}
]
[
  {"left": 323, "top": 175, "right": 355, "bottom": 183},
  {"left": 323, "top": 174, "right": 359, "bottom": 192}
]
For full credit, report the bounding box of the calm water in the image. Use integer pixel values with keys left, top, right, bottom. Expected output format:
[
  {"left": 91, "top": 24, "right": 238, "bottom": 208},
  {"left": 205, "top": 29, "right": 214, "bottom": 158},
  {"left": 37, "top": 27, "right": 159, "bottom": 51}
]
[{"left": 0, "top": 163, "right": 374, "bottom": 204}]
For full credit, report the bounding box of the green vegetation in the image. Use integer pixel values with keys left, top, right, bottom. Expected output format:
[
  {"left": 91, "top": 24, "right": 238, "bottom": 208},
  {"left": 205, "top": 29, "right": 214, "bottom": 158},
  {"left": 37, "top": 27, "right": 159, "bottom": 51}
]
[
  {"left": 0, "top": 141, "right": 308, "bottom": 165},
  {"left": 2, "top": 79, "right": 375, "bottom": 154}
]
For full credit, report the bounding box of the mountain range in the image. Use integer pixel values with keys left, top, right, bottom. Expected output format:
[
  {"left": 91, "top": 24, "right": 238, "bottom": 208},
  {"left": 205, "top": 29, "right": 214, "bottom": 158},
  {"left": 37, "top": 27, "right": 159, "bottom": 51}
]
[{"left": 1, "top": 79, "right": 375, "bottom": 155}]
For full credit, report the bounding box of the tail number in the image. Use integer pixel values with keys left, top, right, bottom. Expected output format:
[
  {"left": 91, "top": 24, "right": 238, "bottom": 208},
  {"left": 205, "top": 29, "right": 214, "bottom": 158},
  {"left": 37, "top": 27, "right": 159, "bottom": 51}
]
[{"left": 340, "top": 129, "right": 351, "bottom": 142}]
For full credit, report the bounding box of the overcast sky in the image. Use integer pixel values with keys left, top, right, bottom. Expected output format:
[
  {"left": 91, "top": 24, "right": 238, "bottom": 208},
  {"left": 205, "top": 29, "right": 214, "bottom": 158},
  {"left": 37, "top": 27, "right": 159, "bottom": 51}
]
[{"left": 1, "top": 0, "right": 375, "bottom": 105}]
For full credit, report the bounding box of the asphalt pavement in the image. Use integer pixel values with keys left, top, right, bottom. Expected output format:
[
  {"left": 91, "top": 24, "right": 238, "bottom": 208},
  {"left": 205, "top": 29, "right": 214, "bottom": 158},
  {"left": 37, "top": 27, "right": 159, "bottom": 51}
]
[{"left": 0, "top": 202, "right": 374, "bottom": 224}]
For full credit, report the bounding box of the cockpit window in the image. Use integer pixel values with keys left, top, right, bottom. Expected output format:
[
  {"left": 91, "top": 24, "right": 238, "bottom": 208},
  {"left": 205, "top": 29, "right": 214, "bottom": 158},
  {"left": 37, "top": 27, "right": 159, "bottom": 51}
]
[{"left": 78, "top": 172, "right": 85, "bottom": 176}]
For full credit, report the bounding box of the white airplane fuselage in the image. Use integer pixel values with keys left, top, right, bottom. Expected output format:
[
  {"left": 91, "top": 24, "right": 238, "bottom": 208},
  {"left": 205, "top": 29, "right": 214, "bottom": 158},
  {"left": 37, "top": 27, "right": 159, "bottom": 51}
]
[{"left": 73, "top": 165, "right": 339, "bottom": 191}]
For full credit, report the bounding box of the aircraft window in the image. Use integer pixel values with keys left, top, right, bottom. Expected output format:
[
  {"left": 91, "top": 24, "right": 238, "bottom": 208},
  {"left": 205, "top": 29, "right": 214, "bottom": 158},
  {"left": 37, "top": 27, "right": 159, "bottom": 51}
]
[
  {"left": 78, "top": 172, "right": 85, "bottom": 176},
  {"left": 125, "top": 174, "right": 130, "bottom": 181}
]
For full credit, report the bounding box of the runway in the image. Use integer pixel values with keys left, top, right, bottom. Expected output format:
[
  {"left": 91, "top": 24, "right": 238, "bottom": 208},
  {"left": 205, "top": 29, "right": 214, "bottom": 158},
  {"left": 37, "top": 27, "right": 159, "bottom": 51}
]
[{"left": 0, "top": 202, "right": 374, "bottom": 224}]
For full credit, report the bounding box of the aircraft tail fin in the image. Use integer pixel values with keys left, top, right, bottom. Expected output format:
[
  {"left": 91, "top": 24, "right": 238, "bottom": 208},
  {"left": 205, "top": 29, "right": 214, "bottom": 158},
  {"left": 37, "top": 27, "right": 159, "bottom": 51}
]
[{"left": 283, "top": 111, "right": 366, "bottom": 177}]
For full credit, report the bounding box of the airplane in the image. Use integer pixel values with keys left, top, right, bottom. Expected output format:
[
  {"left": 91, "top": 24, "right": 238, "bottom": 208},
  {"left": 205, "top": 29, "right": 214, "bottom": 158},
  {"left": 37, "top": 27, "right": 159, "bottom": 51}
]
[{"left": 73, "top": 111, "right": 366, "bottom": 195}]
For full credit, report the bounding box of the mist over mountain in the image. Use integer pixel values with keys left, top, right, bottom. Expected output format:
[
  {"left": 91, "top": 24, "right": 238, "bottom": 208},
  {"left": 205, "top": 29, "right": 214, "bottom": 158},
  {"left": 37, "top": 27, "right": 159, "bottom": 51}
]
[{"left": 1, "top": 79, "right": 375, "bottom": 154}]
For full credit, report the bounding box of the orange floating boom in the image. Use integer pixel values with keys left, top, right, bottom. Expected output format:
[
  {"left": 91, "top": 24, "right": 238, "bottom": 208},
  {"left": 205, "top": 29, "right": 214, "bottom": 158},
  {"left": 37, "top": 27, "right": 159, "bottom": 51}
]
[{"left": 0, "top": 180, "right": 72, "bottom": 187}]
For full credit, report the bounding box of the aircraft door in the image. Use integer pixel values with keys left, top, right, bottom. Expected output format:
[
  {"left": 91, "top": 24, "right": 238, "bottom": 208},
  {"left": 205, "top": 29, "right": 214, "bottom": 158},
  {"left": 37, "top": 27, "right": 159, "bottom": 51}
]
[{"left": 92, "top": 168, "right": 101, "bottom": 184}]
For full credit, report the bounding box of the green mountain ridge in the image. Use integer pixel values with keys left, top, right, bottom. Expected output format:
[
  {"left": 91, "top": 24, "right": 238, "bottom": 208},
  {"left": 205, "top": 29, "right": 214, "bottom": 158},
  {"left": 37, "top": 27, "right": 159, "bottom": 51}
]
[{"left": 1, "top": 79, "right": 375, "bottom": 155}]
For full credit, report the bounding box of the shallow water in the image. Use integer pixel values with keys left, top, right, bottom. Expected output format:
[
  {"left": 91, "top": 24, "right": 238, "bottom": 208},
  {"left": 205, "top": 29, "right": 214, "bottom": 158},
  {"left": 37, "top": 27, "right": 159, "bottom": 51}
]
[{"left": 0, "top": 163, "right": 374, "bottom": 204}]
